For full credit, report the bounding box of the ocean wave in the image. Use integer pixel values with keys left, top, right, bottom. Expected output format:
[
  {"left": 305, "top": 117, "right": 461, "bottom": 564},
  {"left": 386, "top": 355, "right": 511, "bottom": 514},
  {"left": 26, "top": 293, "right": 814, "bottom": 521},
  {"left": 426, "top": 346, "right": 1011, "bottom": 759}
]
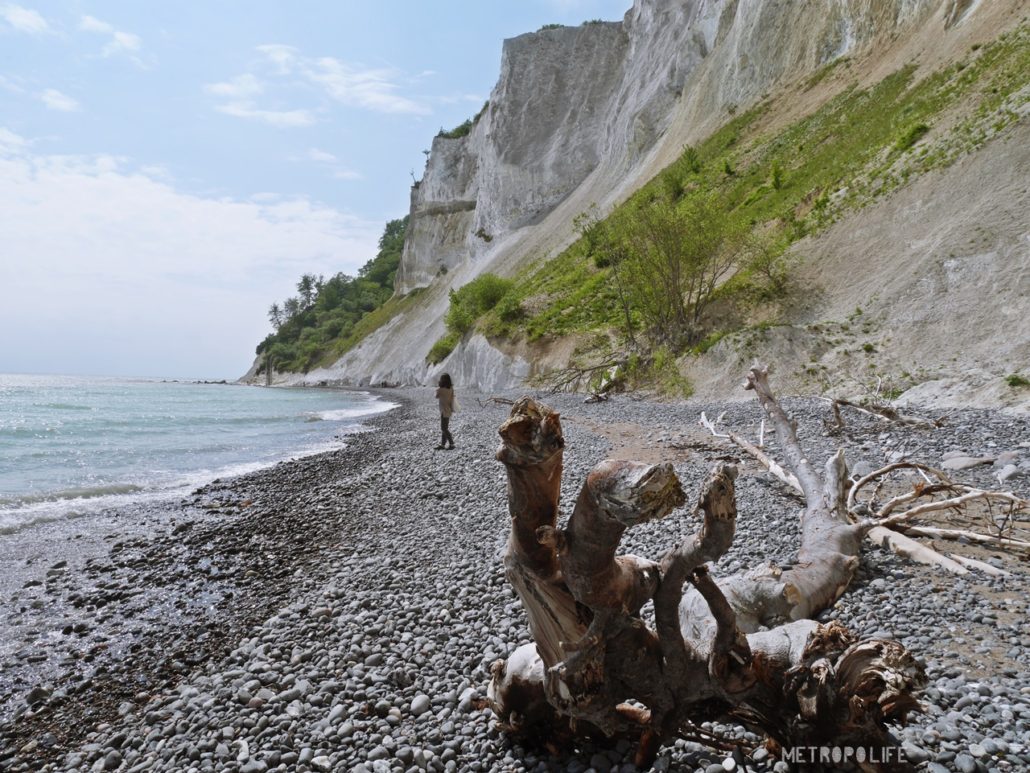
[
  {"left": 0, "top": 483, "right": 145, "bottom": 507},
  {"left": 0, "top": 436, "right": 351, "bottom": 536},
  {"left": 0, "top": 426, "right": 65, "bottom": 439},
  {"left": 0, "top": 485, "right": 176, "bottom": 536},
  {"left": 0, "top": 446, "right": 341, "bottom": 537},
  {"left": 0, "top": 508, "right": 95, "bottom": 536},
  {"left": 309, "top": 399, "right": 397, "bottom": 422}
]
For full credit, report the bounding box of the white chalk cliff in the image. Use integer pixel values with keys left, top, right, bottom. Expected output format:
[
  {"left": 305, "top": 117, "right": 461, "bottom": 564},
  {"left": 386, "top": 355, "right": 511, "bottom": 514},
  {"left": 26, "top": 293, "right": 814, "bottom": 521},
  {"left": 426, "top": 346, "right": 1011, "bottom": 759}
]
[{"left": 253, "top": 0, "right": 1028, "bottom": 408}]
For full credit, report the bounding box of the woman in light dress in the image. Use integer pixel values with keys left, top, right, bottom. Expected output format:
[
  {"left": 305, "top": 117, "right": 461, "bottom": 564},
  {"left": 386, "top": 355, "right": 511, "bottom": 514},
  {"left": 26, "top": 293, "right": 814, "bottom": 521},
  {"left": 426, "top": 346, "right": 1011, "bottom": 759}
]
[{"left": 435, "top": 373, "right": 456, "bottom": 450}]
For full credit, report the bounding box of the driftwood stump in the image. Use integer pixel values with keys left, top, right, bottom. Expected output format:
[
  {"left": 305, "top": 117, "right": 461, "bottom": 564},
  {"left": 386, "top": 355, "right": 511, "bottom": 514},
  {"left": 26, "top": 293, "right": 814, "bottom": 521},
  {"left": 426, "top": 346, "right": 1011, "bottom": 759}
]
[{"left": 488, "top": 368, "right": 926, "bottom": 769}]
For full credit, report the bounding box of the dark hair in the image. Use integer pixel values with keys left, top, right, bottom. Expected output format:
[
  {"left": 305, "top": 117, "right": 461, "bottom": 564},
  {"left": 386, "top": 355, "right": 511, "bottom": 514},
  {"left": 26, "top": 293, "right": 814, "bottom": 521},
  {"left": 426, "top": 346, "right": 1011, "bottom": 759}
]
[{"left": 439, "top": 373, "right": 453, "bottom": 389}]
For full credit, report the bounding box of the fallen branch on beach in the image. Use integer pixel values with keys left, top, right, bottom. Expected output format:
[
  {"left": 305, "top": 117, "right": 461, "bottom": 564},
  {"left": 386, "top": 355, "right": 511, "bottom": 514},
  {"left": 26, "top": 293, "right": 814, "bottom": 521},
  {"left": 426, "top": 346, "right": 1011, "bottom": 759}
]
[
  {"left": 478, "top": 396, "right": 516, "bottom": 407},
  {"left": 822, "top": 396, "right": 944, "bottom": 432},
  {"left": 700, "top": 409, "right": 1029, "bottom": 574},
  {"left": 900, "top": 525, "right": 1030, "bottom": 553},
  {"left": 488, "top": 366, "right": 928, "bottom": 767},
  {"left": 540, "top": 358, "right": 625, "bottom": 396}
]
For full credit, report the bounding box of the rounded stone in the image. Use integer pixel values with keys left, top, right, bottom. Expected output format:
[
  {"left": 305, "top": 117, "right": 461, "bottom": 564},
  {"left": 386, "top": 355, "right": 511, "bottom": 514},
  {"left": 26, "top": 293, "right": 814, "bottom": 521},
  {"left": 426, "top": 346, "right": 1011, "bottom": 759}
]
[{"left": 410, "top": 694, "right": 432, "bottom": 716}]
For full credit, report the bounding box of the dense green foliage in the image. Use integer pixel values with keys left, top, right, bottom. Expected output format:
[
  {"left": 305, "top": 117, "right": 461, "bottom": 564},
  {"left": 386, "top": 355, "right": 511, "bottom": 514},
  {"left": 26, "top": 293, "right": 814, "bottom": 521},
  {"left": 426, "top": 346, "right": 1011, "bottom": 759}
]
[
  {"left": 257, "top": 217, "right": 408, "bottom": 373},
  {"left": 426, "top": 332, "right": 460, "bottom": 366},
  {"left": 444, "top": 274, "right": 514, "bottom": 334},
  {"left": 438, "top": 119, "right": 473, "bottom": 140},
  {"left": 427, "top": 274, "right": 516, "bottom": 364},
  {"left": 895, "top": 123, "right": 931, "bottom": 152}
]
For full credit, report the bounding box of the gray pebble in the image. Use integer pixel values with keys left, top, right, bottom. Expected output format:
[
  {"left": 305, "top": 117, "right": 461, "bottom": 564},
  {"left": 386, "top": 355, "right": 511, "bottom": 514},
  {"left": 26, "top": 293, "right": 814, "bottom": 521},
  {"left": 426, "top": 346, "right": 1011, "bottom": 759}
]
[{"left": 410, "top": 694, "right": 432, "bottom": 716}]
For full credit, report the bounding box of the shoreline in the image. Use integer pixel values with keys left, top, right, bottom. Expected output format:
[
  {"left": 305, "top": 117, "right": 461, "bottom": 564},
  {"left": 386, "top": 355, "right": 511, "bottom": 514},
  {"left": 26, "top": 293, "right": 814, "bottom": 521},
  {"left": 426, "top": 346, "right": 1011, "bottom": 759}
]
[
  {"left": 0, "top": 392, "right": 411, "bottom": 730},
  {"left": 1, "top": 387, "right": 1028, "bottom": 771},
  {"left": 0, "top": 383, "right": 401, "bottom": 622},
  {"left": 0, "top": 381, "right": 399, "bottom": 536}
]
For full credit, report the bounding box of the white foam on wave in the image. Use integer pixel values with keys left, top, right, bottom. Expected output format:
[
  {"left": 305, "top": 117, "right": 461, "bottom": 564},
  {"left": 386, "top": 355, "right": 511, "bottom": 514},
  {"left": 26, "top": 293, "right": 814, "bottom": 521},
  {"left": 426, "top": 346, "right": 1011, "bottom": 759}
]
[
  {"left": 1, "top": 455, "right": 295, "bottom": 536},
  {"left": 309, "top": 396, "right": 398, "bottom": 422},
  {"left": 0, "top": 483, "right": 145, "bottom": 508},
  {"left": 0, "top": 448, "right": 327, "bottom": 536},
  {"left": 0, "top": 488, "right": 175, "bottom": 536}
]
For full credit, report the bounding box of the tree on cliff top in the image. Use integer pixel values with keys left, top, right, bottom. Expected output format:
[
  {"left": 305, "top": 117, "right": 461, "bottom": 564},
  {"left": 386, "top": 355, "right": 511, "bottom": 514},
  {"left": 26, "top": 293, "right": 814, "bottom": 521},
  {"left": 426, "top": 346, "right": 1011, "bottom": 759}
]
[{"left": 257, "top": 216, "right": 408, "bottom": 373}]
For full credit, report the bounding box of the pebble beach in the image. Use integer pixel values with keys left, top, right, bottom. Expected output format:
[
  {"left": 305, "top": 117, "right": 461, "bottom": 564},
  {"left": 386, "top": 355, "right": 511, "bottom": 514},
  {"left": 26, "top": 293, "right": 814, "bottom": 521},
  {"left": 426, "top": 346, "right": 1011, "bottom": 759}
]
[{"left": 1, "top": 387, "right": 1028, "bottom": 772}]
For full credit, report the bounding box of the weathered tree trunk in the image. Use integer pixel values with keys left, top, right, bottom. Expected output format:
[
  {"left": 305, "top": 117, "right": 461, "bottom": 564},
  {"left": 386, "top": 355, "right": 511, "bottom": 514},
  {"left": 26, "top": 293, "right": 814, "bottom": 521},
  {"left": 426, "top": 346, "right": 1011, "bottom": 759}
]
[{"left": 488, "top": 370, "right": 926, "bottom": 768}]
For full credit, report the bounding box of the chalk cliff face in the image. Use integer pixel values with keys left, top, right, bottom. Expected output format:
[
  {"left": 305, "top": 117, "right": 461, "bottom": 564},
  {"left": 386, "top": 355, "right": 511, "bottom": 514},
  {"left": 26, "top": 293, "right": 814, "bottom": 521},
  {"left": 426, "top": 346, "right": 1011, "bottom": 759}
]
[
  {"left": 393, "top": 134, "right": 479, "bottom": 294},
  {"left": 257, "top": 0, "right": 1022, "bottom": 401},
  {"left": 395, "top": 0, "right": 949, "bottom": 301},
  {"left": 395, "top": 21, "right": 629, "bottom": 295}
]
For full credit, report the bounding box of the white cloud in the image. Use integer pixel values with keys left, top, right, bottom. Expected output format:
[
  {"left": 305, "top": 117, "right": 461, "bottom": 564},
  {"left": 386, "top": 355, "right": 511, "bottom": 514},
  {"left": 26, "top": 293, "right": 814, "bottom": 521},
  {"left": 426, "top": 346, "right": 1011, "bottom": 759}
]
[
  {"left": 290, "top": 148, "right": 362, "bottom": 180},
  {"left": 204, "top": 74, "right": 264, "bottom": 100},
  {"left": 0, "top": 74, "right": 24, "bottom": 93},
  {"left": 209, "top": 44, "right": 429, "bottom": 124},
  {"left": 39, "top": 87, "right": 80, "bottom": 112},
  {"left": 301, "top": 56, "right": 430, "bottom": 115},
  {"left": 0, "top": 4, "right": 50, "bottom": 34},
  {"left": 306, "top": 148, "right": 337, "bottom": 163},
  {"left": 80, "top": 14, "right": 143, "bottom": 60},
  {"left": 215, "top": 102, "right": 315, "bottom": 128},
  {"left": 205, "top": 71, "right": 313, "bottom": 128},
  {"left": 436, "top": 92, "right": 486, "bottom": 105},
  {"left": 0, "top": 132, "right": 380, "bottom": 377},
  {"left": 255, "top": 44, "right": 297, "bottom": 73},
  {"left": 139, "top": 163, "right": 172, "bottom": 180},
  {"left": 0, "top": 126, "right": 28, "bottom": 152}
]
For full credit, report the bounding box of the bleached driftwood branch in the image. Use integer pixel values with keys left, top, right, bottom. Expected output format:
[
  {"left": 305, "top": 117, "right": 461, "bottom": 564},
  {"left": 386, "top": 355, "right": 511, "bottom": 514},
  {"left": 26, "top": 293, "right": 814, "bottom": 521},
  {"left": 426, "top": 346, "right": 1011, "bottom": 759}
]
[
  {"left": 822, "top": 396, "right": 942, "bottom": 431},
  {"left": 700, "top": 396, "right": 1028, "bottom": 575}
]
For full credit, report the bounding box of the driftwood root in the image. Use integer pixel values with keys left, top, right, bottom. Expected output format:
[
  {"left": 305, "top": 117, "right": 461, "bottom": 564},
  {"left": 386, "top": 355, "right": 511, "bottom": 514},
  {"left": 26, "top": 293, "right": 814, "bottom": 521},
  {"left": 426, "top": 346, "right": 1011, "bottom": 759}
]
[{"left": 489, "top": 368, "right": 928, "bottom": 765}]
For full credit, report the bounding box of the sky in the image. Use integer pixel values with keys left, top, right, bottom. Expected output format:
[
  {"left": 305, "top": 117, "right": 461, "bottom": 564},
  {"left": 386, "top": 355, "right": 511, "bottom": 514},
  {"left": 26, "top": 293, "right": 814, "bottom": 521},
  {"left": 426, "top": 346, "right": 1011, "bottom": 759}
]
[{"left": 0, "top": 0, "right": 630, "bottom": 379}]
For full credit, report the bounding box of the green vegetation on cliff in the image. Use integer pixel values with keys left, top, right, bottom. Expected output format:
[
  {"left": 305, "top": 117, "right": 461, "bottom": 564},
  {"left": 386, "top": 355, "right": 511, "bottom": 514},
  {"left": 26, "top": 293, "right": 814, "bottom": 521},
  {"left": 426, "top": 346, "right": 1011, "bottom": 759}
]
[
  {"left": 427, "top": 274, "right": 515, "bottom": 364},
  {"left": 437, "top": 102, "right": 490, "bottom": 140},
  {"left": 435, "top": 27, "right": 1026, "bottom": 391},
  {"left": 257, "top": 217, "right": 408, "bottom": 373}
]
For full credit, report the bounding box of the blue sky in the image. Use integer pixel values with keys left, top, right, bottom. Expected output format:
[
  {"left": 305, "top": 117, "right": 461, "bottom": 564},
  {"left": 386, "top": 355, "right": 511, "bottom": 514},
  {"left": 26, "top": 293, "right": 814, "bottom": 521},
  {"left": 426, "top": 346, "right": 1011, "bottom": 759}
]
[{"left": 0, "top": 0, "right": 629, "bottom": 378}]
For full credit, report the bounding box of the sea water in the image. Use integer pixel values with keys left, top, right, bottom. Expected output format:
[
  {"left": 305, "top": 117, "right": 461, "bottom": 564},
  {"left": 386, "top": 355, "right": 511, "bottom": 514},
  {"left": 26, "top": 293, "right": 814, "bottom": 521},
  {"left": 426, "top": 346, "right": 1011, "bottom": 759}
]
[{"left": 0, "top": 374, "right": 395, "bottom": 536}]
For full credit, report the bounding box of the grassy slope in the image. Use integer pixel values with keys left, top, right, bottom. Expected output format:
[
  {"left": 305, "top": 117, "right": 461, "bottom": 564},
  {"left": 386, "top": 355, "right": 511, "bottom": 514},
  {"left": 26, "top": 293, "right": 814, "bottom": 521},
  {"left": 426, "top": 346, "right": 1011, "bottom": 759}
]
[
  {"left": 478, "top": 27, "right": 1028, "bottom": 349},
  {"left": 320, "top": 288, "right": 426, "bottom": 367}
]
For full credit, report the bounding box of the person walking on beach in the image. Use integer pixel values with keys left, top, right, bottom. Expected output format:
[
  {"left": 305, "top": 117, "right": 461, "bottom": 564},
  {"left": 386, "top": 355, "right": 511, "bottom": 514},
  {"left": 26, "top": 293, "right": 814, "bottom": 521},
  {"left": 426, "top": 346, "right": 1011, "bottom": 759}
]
[{"left": 435, "top": 373, "right": 457, "bottom": 450}]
